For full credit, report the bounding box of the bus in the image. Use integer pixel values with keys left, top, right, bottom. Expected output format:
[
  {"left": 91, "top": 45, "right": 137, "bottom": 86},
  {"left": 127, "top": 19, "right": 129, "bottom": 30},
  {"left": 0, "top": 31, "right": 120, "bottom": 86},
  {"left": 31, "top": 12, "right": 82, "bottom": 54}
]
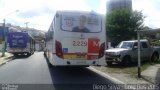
[
  {"left": 44, "top": 11, "right": 106, "bottom": 66},
  {"left": 7, "top": 32, "right": 35, "bottom": 57}
]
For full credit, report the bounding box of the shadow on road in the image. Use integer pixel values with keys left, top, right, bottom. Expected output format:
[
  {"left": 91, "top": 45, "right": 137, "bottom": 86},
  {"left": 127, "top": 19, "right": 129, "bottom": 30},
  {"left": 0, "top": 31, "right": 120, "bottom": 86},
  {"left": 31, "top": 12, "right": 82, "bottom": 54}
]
[
  {"left": 44, "top": 56, "right": 122, "bottom": 90},
  {"left": 48, "top": 66, "right": 122, "bottom": 90},
  {"left": 12, "top": 55, "right": 32, "bottom": 60}
]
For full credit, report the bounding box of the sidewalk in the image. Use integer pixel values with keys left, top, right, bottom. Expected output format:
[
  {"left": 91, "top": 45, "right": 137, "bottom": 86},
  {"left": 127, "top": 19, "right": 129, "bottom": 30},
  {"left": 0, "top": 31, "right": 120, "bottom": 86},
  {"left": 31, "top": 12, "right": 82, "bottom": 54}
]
[
  {"left": 0, "top": 52, "right": 13, "bottom": 65},
  {"left": 141, "top": 64, "right": 160, "bottom": 84},
  {"left": 92, "top": 64, "right": 160, "bottom": 85}
]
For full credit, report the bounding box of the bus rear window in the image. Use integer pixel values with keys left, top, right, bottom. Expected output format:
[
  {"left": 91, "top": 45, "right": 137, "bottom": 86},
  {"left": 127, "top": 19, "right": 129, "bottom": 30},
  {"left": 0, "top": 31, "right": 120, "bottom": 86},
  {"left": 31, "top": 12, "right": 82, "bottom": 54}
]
[{"left": 61, "top": 13, "right": 102, "bottom": 33}]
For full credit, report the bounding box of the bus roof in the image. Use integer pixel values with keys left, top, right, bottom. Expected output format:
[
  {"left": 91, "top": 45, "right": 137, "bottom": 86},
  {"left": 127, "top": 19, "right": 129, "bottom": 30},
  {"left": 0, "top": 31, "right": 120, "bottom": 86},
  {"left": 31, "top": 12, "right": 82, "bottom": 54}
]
[{"left": 56, "top": 10, "right": 101, "bottom": 15}]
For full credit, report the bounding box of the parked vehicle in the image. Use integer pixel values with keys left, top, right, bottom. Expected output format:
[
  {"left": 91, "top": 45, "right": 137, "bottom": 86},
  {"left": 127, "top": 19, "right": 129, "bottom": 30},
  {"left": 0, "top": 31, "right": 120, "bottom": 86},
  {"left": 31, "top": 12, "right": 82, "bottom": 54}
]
[
  {"left": 44, "top": 10, "right": 106, "bottom": 66},
  {"left": 105, "top": 39, "right": 160, "bottom": 65},
  {"left": 7, "top": 32, "right": 35, "bottom": 57}
]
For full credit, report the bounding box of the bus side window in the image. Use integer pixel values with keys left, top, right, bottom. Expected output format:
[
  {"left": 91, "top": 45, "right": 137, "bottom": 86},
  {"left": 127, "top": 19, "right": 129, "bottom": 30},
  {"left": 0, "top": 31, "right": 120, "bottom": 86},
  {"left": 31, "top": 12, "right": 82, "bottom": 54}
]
[{"left": 50, "top": 30, "right": 53, "bottom": 39}]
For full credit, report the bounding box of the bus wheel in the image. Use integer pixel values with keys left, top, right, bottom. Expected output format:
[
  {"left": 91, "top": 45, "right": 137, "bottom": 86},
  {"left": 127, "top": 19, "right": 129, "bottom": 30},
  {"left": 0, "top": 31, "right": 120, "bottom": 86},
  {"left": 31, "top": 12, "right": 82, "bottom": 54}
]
[
  {"left": 27, "top": 53, "right": 31, "bottom": 56},
  {"left": 14, "top": 54, "right": 18, "bottom": 57},
  {"left": 31, "top": 51, "right": 34, "bottom": 54},
  {"left": 44, "top": 52, "right": 46, "bottom": 57},
  {"left": 48, "top": 62, "right": 53, "bottom": 67}
]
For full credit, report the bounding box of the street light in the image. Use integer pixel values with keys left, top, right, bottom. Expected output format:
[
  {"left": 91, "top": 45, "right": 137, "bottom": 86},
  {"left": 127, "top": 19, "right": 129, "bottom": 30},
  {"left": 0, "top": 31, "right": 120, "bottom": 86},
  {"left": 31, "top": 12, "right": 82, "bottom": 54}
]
[{"left": 1, "top": 10, "right": 19, "bottom": 57}]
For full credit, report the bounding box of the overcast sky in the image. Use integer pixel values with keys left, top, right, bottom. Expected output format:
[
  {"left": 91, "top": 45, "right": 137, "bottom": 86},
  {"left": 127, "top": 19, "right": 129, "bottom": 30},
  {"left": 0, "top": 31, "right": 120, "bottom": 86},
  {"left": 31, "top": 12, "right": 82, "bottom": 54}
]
[{"left": 0, "top": 0, "right": 160, "bottom": 31}]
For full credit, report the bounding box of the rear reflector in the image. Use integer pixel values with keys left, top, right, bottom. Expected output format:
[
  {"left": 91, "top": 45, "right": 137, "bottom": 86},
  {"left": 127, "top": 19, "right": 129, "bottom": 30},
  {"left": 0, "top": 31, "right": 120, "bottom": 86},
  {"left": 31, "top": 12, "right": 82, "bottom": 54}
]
[
  {"left": 55, "top": 40, "right": 63, "bottom": 58},
  {"left": 98, "top": 42, "right": 105, "bottom": 58}
]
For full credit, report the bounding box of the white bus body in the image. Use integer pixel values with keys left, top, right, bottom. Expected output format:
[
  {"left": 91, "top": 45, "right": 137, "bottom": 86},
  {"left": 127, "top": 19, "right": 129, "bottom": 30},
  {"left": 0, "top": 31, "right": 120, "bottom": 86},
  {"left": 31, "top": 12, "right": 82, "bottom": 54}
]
[{"left": 45, "top": 11, "right": 106, "bottom": 66}]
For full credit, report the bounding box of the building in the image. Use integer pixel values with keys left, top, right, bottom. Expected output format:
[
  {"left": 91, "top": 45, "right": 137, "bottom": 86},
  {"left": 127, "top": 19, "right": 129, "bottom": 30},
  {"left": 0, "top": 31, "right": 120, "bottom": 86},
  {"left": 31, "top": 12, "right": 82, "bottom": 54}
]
[
  {"left": 107, "top": 0, "right": 132, "bottom": 13},
  {"left": 106, "top": 0, "right": 132, "bottom": 47}
]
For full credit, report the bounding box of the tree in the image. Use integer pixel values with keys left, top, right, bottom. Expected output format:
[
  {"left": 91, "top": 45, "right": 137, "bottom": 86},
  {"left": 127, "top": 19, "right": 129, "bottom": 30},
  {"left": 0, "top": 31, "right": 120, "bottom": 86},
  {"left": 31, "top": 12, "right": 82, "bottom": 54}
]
[{"left": 106, "top": 9, "right": 145, "bottom": 45}]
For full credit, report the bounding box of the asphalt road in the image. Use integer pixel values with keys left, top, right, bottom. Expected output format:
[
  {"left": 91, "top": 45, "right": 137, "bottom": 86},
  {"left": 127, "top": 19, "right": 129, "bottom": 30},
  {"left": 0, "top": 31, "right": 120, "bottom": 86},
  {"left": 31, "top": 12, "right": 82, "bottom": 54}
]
[{"left": 0, "top": 52, "right": 122, "bottom": 90}]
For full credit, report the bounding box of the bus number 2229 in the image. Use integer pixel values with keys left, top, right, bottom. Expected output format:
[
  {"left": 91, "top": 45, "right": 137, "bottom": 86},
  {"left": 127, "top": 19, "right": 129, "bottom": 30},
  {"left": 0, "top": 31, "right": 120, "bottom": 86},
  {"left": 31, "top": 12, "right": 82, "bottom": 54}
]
[{"left": 73, "top": 41, "right": 87, "bottom": 46}]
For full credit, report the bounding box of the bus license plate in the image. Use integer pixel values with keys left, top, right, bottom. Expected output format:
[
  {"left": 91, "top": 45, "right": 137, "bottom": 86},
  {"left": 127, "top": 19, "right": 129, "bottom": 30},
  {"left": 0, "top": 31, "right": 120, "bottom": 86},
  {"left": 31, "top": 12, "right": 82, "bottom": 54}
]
[
  {"left": 76, "top": 61, "right": 86, "bottom": 64},
  {"left": 76, "top": 54, "right": 86, "bottom": 59}
]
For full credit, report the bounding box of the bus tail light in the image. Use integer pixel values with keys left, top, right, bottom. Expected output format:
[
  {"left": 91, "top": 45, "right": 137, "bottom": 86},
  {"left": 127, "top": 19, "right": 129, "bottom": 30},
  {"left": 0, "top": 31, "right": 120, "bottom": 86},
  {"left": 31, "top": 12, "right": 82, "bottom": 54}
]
[
  {"left": 56, "top": 40, "right": 63, "bottom": 58},
  {"left": 98, "top": 42, "right": 105, "bottom": 58}
]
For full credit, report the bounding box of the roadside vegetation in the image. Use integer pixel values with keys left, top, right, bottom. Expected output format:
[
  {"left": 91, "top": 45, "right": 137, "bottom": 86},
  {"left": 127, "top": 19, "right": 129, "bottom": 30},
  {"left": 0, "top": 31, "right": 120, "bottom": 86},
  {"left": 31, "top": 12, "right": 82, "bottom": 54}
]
[
  {"left": 103, "top": 7, "right": 160, "bottom": 77},
  {"left": 106, "top": 8, "right": 145, "bottom": 46},
  {"left": 94, "top": 61, "right": 160, "bottom": 76},
  {"left": 104, "top": 7, "right": 160, "bottom": 77}
]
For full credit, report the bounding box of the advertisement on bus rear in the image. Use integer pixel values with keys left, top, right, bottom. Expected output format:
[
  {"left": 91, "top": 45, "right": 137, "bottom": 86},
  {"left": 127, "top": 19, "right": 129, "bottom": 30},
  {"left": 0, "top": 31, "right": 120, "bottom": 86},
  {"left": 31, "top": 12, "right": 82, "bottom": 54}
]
[
  {"left": 61, "top": 13, "right": 102, "bottom": 33},
  {"left": 7, "top": 32, "right": 28, "bottom": 48}
]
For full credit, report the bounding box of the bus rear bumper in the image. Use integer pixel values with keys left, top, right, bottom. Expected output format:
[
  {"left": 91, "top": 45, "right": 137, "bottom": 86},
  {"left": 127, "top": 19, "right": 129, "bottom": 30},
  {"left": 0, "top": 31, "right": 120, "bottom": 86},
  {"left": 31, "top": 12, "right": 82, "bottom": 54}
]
[{"left": 49, "top": 55, "right": 106, "bottom": 66}]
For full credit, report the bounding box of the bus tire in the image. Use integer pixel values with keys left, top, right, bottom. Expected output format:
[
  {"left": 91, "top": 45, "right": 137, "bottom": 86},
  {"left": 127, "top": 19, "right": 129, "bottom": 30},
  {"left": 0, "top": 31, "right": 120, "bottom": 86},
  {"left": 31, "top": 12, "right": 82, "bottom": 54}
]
[
  {"left": 44, "top": 52, "right": 46, "bottom": 57},
  {"left": 48, "top": 62, "right": 53, "bottom": 67},
  {"left": 27, "top": 53, "right": 31, "bottom": 56},
  {"left": 14, "top": 53, "right": 18, "bottom": 57}
]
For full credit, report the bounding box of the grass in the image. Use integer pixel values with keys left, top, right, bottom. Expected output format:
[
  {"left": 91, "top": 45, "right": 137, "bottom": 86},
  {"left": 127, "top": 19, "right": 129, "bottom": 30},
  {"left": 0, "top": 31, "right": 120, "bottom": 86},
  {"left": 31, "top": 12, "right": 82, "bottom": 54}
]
[
  {"left": 105, "top": 63, "right": 150, "bottom": 74},
  {"left": 94, "top": 60, "right": 160, "bottom": 76}
]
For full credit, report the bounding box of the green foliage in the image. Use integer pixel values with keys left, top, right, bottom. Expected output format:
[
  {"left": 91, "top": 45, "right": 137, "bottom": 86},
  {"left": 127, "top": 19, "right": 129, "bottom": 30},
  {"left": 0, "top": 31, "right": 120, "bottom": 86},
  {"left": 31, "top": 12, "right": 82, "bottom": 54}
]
[
  {"left": 106, "top": 9, "right": 145, "bottom": 44},
  {"left": 150, "top": 39, "right": 160, "bottom": 46}
]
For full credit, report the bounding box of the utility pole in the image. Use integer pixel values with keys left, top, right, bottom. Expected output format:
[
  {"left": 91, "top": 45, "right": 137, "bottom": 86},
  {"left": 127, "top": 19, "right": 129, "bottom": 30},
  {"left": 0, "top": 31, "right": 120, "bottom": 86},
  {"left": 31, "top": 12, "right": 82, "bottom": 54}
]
[
  {"left": 24, "top": 22, "right": 29, "bottom": 33},
  {"left": 1, "top": 10, "right": 19, "bottom": 57},
  {"left": 1, "top": 19, "right": 6, "bottom": 57},
  {"left": 137, "top": 31, "right": 141, "bottom": 78},
  {"left": 24, "top": 22, "right": 29, "bottom": 29}
]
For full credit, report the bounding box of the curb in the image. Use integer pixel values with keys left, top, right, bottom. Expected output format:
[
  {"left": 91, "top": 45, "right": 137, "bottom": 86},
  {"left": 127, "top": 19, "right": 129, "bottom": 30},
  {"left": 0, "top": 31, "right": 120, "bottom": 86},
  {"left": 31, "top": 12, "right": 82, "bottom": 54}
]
[
  {"left": 0, "top": 55, "right": 14, "bottom": 66},
  {"left": 88, "top": 67, "right": 138, "bottom": 90},
  {"left": 88, "top": 67, "right": 124, "bottom": 84}
]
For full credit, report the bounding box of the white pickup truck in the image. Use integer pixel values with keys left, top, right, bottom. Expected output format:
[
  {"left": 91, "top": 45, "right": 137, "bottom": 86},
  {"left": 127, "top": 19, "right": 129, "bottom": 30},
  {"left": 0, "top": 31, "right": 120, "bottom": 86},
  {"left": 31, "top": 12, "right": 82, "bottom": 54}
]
[{"left": 105, "top": 39, "right": 160, "bottom": 66}]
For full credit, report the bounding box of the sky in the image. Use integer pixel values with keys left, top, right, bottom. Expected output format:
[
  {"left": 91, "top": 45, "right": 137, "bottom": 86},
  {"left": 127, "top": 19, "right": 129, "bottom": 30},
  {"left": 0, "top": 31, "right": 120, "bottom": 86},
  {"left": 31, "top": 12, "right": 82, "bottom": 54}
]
[{"left": 0, "top": 0, "right": 160, "bottom": 31}]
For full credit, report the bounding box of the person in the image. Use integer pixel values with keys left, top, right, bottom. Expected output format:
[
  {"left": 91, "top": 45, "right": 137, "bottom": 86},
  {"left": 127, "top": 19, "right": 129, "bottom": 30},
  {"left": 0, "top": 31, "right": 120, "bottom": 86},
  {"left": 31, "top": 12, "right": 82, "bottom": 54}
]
[{"left": 72, "top": 15, "right": 90, "bottom": 33}]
